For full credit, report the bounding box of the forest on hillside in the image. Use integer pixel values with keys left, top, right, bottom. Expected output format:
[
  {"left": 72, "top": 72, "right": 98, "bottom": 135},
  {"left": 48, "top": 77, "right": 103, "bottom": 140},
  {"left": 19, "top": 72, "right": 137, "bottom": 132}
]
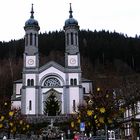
[{"left": 0, "top": 30, "right": 140, "bottom": 97}]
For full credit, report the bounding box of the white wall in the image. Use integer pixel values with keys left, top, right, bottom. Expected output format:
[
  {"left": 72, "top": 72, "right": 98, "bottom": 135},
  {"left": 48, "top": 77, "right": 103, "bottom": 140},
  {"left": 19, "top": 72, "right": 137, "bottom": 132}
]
[
  {"left": 11, "top": 101, "right": 21, "bottom": 109},
  {"left": 68, "top": 73, "right": 79, "bottom": 85},
  {"left": 69, "top": 87, "right": 80, "bottom": 113},
  {"left": 82, "top": 82, "right": 92, "bottom": 93},
  {"left": 25, "top": 74, "right": 36, "bottom": 85},
  {"left": 15, "top": 83, "right": 22, "bottom": 95},
  {"left": 25, "top": 88, "right": 36, "bottom": 114}
]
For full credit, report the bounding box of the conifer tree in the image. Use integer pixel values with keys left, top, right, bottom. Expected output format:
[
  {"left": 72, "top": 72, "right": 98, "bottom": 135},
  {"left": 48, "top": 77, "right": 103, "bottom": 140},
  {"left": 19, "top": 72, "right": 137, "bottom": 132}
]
[{"left": 44, "top": 91, "right": 61, "bottom": 116}]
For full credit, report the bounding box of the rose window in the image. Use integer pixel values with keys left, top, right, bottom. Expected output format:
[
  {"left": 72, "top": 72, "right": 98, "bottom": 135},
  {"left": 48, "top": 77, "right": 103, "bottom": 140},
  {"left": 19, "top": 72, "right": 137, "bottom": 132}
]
[{"left": 44, "top": 78, "right": 61, "bottom": 87}]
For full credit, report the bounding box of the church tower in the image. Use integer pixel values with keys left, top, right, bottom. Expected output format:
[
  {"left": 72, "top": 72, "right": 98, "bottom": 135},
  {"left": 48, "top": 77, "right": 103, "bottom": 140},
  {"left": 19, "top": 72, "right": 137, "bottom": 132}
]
[
  {"left": 21, "top": 4, "right": 40, "bottom": 114},
  {"left": 12, "top": 3, "right": 92, "bottom": 116},
  {"left": 64, "top": 4, "right": 83, "bottom": 113}
]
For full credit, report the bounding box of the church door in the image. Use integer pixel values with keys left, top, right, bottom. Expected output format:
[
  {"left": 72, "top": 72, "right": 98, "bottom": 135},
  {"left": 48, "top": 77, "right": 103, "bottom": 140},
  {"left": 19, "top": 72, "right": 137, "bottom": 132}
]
[{"left": 43, "top": 89, "right": 61, "bottom": 116}]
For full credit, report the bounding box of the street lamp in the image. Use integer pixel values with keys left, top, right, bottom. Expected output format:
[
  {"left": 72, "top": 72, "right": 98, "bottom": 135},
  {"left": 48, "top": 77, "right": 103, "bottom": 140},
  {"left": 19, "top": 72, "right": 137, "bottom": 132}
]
[{"left": 97, "top": 88, "right": 100, "bottom": 92}]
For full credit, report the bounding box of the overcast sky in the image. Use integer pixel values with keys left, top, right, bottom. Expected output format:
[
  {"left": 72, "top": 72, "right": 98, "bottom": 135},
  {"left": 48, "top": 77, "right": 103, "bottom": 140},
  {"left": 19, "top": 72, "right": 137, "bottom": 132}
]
[{"left": 0, "top": 0, "right": 140, "bottom": 41}]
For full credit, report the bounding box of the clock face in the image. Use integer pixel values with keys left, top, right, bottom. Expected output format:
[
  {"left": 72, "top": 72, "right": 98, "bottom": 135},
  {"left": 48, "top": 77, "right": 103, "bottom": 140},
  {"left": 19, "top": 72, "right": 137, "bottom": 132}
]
[
  {"left": 70, "top": 58, "right": 76, "bottom": 64},
  {"left": 28, "top": 59, "right": 34, "bottom": 65},
  {"left": 68, "top": 55, "right": 78, "bottom": 66}
]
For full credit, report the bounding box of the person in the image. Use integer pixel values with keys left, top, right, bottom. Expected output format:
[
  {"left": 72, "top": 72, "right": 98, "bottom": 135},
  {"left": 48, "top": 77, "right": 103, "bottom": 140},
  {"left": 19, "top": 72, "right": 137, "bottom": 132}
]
[
  {"left": 3, "top": 136, "right": 7, "bottom": 140},
  {"left": 74, "top": 133, "right": 80, "bottom": 140}
]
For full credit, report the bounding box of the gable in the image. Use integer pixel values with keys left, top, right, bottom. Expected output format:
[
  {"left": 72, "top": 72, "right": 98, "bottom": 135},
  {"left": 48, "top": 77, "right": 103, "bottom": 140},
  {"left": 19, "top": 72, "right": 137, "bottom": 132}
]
[
  {"left": 39, "top": 61, "right": 65, "bottom": 86},
  {"left": 39, "top": 61, "right": 65, "bottom": 73}
]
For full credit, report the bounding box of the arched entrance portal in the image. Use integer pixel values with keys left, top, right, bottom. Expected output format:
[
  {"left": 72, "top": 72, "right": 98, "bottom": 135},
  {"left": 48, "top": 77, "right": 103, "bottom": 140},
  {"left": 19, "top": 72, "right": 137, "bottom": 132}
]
[{"left": 43, "top": 89, "right": 62, "bottom": 116}]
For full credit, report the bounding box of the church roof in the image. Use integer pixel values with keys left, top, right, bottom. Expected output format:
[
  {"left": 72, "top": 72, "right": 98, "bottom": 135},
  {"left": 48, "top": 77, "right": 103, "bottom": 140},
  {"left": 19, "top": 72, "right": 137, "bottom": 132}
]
[
  {"left": 14, "top": 78, "right": 92, "bottom": 84},
  {"left": 64, "top": 3, "right": 78, "bottom": 28},
  {"left": 82, "top": 78, "right": 93, "bottom": 82},
  {"left": 24, "top": 4, "right": 40, "bottom": 30},
  {"left": 39, "top": 61, "right": 65, "bottom": 73},
  {"left": 11, "top": 96, "right": 21, "bottom": 101},
  {"left": 43, "top": 88, "right": 62, "bottom": 95},
  {"left": 14, "top": 79, "right": 22, "bottom": 83}
]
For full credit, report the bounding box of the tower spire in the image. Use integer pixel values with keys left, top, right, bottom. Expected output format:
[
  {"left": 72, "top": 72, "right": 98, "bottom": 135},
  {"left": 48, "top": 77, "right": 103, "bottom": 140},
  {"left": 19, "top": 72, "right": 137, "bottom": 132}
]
[
  {"left": 69, "top": 3, "right": 73, "bottom": 18},
  {"left": 30, "top": 4, "right": 34, "bottom": 19}
]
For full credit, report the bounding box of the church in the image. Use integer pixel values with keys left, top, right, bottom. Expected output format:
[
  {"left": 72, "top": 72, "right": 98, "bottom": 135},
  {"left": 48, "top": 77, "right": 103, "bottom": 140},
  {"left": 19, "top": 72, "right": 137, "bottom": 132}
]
[{"left": 11, "top": 4, "right": 93, "bottom": 115}]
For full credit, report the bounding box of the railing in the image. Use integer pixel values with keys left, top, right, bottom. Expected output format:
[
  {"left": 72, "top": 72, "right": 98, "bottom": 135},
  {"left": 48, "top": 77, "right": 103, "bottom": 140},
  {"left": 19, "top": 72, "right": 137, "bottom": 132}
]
[
  {"left": 25, "top": 114, "right": 71, "bottom": 123},
  {"left": 91, "top": 136, "right": 106, "bottom": 140}
]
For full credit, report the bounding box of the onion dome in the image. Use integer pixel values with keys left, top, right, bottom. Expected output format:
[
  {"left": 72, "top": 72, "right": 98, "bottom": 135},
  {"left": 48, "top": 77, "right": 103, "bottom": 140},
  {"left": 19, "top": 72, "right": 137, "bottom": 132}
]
[
  {"left": 64, "top": 3, "right": 78, "bottom": 27},
  {"left": 24, "top": 4, "right": 40, "bottom": 30}
]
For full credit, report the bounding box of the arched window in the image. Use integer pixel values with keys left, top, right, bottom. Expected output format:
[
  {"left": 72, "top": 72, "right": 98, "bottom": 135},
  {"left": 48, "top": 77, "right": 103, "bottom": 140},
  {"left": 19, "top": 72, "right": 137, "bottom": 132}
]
[
  {"left": 27, "top": 79, "right": 30, "bottom": 86},
  {"left": 30, "top": 33, "right": 32, "bottom": 45},
  {"left": 44, "top": 77, "right": 61, "bottom": 87},
  {"left": 29, "top": 100, "right": 32, "bottom": 110},
  {"left": 70, "top": 79, "right": 73, "bottom": 85},
  {"left": 71, "top": 33, "right": 73, "bottom": 45},
  {"left": 83, "top": 87, "right": 86, "bottom": 94},
  {"left": 67, "top": 33, "right": 69, "bottom": 45},
  {"left": 31, "top": 79, "right": 34, "bottom": 86},
  {"left": 34, "top": 34, "right": 36, "bottom": 46},
  {"left": 74, "top": 79, "right": 77, "bottom": 85},
  {"left": 73, "top": 100, "right": 76, "bottom": 111},
  {"left": 75, "top": 33, "right": 78, "bottom": 45},
  {"left": 26, "top": 34, "right": 28, "bottom": 46}
]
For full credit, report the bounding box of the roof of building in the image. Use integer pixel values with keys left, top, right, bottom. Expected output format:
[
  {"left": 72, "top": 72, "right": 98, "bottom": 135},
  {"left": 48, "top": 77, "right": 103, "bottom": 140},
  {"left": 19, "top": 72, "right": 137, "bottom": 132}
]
[
  {"left": 14, "top": 79, "right": 22, "bottom": 83},
  {"left": 24, "top": 4, "right": 40, "bottom": 29},
  {"left": 39, "top": 61, "right": 65, "bottom": 73},
  {"left": 64, "top": 3, "right": 78, "bottom": 27},
  {"left": 11, "top": 96, "right": 21, "bottom": 101},
  {"left": 82, "top": 78, "right": 93, "bottom": 82}
]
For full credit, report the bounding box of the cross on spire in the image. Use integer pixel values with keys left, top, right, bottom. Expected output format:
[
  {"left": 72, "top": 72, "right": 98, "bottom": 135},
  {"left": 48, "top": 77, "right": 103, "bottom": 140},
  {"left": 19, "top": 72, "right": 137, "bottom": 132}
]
[
  {"left": 69, "top": 3, "right": 73, "bottom": 18},
  {"left": 30, "top": 4, "right": 34, "bottom": 18}
]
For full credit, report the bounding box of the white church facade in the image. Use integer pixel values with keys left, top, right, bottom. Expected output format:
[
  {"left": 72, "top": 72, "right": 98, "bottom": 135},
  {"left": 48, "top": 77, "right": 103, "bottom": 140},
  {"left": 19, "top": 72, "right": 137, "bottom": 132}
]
[{"left": 11, "top": 4, "right": 93, "bottom": 115}]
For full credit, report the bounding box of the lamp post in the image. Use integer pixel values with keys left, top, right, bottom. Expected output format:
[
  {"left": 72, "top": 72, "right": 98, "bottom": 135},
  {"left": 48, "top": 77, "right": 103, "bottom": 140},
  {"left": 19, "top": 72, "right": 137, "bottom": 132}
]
[
  {"left": 67, "top": 129, "right": 70, "bottom": 139},
  {"left": 105, "top": 124, "right": 108, "bottom": 140}
]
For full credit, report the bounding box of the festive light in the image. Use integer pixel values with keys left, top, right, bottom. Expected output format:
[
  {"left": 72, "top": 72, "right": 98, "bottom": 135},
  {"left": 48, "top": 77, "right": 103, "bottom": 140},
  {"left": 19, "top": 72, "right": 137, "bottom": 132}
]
[
  {"left": 120, "top": 108, "right": 125, "bottom": 112},
  {"left": 77, "top": 119, "right": 80, "bottom": 123},
  {"left": 20, "top": 120, "right": 23, "bottom": 125},
  {"left": 99, "top": 117, "right": 104, "bottom": 123},
  {"left": 95, "top": 120, "right": 98, "bottom": 124},
  {"left": 88, "top": 122, "right": 91, "bottom": 126},
  {"left": 0, "top": 124, "right": 3, "bottom": 128},
  {"left": 0, "top": 116, "right": 4, "bottom": 121},
  {"left": 9, "top": 122, "right": 13, "bottom": 127},
  {"left": 9, "top": 111, "right": 14, "bottom": 116},
  {"left": 97, "top": 123, "right": 100, "bottom": 127},
  {"left": 87, "top": 110, "right": 93, "bottom": 116},
  {"left": 106, "top": 94, "right": 109, "bottom": 98},
  {"left": 26, "top": 124, "right": 30, "bottom": 128},
  {"left": 0, "top": 105, "right": 29, "bottom": 135},
  {"left": 97, "top": 88, "right": 100, "bottom": 91},
  {"left": 100, "top": 107, "right": 105, "bottom": 113},
  {"left": 108, "top": 119, "right": 113, "bottom": 124},
  {"left": 13, "top": 127, "right": 16, "bottom": 132},
  {"left": 71, "top": 122, "right": 74, "bottom": 128}
]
